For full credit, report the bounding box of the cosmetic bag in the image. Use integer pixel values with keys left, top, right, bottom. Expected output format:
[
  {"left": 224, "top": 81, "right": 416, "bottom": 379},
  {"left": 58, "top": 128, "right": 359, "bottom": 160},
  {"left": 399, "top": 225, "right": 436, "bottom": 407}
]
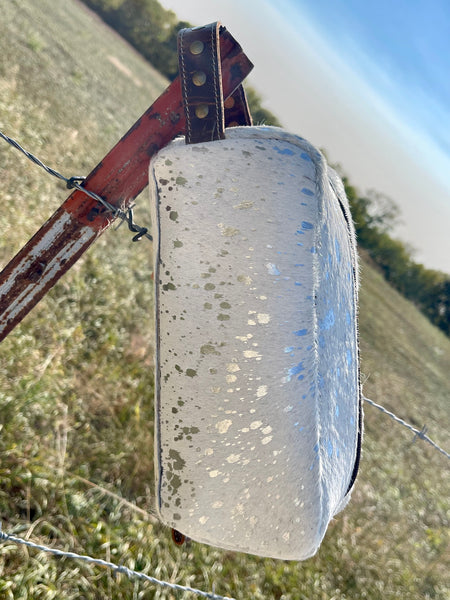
[{"left": 150, "top": 23, "right": 362, "bottom": 560}]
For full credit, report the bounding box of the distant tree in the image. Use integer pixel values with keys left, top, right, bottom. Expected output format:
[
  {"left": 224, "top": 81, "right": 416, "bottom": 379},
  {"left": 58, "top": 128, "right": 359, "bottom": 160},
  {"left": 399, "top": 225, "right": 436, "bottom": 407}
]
[
  {"left": 244, "top": 87, "right": 281, "bottom": 127},
  {"left": 370, "top": 233, "right": 411, "bottom": 286},
  {"left": 81, "top": 0, "right": 178, "bottom": 76},
  {"left": 435, "top": 278, "right": 450, "bottom": 335},
  {"left": 418, "top": 272, "right": 450, "bottom": 335},
  {"left": 362, "top": 189, "right": 401, "bottom": 233},
  {"left": 341, "top": 174, "right": 450, "bottom": 336},
  {"left": 157, "top": 20, "right": 193, "bottom": 80}
]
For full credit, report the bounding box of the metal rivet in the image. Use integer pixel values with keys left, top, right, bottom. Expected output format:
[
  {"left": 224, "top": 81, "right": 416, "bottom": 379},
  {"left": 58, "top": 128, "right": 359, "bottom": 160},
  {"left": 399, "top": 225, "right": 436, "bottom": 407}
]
[
  {"left": 192, "top": 71, "right": 207, "bottom": 86},
  {"left": 224, "top": 96, "right": 235, "bottom": 109},
  {"left": 189, "top": 40, "right": 204, "bottom": 55},
  {"left": 195, "top": 104, "right": 209, "bottom": 119}
]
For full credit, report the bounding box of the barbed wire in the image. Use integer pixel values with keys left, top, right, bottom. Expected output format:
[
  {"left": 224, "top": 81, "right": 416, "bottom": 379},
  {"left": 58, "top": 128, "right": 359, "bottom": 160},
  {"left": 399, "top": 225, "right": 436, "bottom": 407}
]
[
  {"left": 1, "top": 131, "right": 448, "bottom": 457},
  {"left": 0, "top": 395, "right": 446, "bottom": 600},
  {"left": 0, "top": 526, "right": 235, "bottom": 600},
  {"left": 363, "top": 396, "right": 449, "bottom": 459},
  {"left": 0, "top": 130, "right": 152, "bottom": 242},
  {"left": 1, "top": 127, "right": 449, "bottom": 600}
]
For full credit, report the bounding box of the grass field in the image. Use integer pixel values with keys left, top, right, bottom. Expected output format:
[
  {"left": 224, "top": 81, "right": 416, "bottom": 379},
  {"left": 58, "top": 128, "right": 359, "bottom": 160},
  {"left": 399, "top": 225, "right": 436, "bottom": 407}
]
[{"left": 0, "top": 1, "right": 449, "bottom": 598}]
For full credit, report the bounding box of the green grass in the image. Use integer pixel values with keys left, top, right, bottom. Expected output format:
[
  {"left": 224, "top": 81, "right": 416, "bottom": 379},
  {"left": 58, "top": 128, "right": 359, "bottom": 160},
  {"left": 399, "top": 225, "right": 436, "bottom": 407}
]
[{"left": 1, "top": 1, "right": 449, "bottom": 598}]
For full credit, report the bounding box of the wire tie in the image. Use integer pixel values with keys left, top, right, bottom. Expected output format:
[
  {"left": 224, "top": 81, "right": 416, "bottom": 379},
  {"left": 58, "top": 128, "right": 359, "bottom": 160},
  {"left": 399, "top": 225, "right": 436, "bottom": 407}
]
[
  {"left": 0, "top": 130, "right": 153, "bottom": 244},
  {"left": 125, "top": 207, "right": 152, "bottom": 242},
  {"left": 66, "top": 176, "right": 86, "bottom": 189},
  {"left": 132, "top": 228, "right": 149, "bottom": 242},
  {"left": 414, "top": 425, "right": 428, "bottom": 443}
]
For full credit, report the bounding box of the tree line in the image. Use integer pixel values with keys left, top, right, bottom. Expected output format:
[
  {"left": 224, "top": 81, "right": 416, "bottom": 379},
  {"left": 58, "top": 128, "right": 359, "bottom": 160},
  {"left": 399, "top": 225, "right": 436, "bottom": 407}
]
[
  {"left": 81, "top": 0, "right": 449, "bottom": 337},
  {"left": 343, "top": 178, "right": 449, "bottom": 336}
]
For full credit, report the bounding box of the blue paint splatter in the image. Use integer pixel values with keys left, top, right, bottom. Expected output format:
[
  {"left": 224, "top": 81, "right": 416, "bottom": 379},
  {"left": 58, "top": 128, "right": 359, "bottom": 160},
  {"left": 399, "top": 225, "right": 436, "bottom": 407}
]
[
  {"left": 300, "top": 152, "right": 312, "bottom": 162},
  {"left": 335, "top": 238, "right": 341, "bottom": 263},
  {"left": 287, "top": 361, "right": 305, "bottom": 381},
  {"left": 301, "top": 221, "right": 313, "bottom": 229},
  {"left": 346, "top": 349, "right": 353, "bottom": 366},
  {"left": 327, "top": 440, "right": 333, "bottom": 457},
  {"left": 273, "top": 145, "right": 294, "bottom": 156},
  {"left": 284, "top": 346, "right": 295, "bottom": 353},
  {"left": 319, "top": 309, "right": 335, "bottom": 331},
  {"left": 335, "top": 404, "right": 340, "bottom": 417},
  {"left": 310, "top": 246, "right": 316, "bottom": 254},
  {"left": 294, "top": 329, "right": 308, "bottom": 336},
  {"left": 301, "top": 188, "right": 314, "bottom": 197}
]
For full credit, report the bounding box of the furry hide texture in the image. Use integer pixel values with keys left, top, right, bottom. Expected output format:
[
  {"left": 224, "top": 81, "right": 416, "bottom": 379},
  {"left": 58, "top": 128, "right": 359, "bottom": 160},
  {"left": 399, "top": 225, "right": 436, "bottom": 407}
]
[{"left": 149, "top": 126, "right": 361, "bottom": 560}]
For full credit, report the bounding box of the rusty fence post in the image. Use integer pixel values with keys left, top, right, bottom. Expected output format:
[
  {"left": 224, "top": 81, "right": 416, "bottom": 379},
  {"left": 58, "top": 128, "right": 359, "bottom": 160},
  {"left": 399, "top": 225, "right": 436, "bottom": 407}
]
[{"left": 0, "top": 30, "right": 252, "bottom": 342}]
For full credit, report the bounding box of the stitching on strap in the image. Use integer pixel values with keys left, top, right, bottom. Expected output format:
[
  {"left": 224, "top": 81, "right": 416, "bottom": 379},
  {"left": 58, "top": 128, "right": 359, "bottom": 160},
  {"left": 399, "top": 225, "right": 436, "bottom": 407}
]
[
  {"left": 211, "top": 24, "right": 221, "bottom": 140},
  {"left": 179, "top": 28, "right": 192, "bottom": 142}
]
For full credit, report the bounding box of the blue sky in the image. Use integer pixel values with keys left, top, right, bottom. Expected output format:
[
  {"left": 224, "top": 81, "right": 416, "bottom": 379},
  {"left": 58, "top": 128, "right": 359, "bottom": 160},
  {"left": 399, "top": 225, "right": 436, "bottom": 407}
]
[
  {"left": 161, "top": 0, "right": 450, "bottom": 273},
  {"left": 284, "top": 0, "right": 450, "bottom": 183}
]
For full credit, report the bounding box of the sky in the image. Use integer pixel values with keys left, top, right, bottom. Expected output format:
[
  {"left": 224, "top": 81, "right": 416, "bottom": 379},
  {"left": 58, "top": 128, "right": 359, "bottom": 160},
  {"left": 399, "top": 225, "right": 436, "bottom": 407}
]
[{"left": 160, "top": 0, "right": 450, "bottom": 274}]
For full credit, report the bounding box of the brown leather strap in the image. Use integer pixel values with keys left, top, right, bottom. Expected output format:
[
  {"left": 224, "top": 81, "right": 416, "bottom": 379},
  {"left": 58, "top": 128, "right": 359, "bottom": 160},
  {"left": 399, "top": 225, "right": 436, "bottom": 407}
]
[
  {"left": 178, "top": 23, "right": 225, "bottom": 144},
  {"left": 178, "top": 23, "right": 252, "bottom": 144},
  {"left": 225, "top": 85, "right": 253, "bottom": 128}
]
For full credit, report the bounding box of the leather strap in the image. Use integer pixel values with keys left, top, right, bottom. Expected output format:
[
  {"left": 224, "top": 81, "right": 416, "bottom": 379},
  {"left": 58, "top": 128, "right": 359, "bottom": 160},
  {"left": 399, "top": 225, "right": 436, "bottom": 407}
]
[
  {"left": 178, "top": 23, "right": 252, "bottom": 144},
  {"left": 225, "top": 85, "right": 253, "bottom": 128},
  {"left": 178, "top": 23, "right": 225, "bottom": 144}
]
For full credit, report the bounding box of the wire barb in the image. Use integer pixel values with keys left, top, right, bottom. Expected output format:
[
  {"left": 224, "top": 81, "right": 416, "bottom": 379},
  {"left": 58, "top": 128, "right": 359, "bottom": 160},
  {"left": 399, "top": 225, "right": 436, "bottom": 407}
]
[
  {"left": 66, "top": 175, "right": 86, "bottom": 189},
  {"left": 0, "top": 130, "right": 152, "bottom": 242},
  {"left": 363, "top": 396, "right": 449, "bottom": 459}
]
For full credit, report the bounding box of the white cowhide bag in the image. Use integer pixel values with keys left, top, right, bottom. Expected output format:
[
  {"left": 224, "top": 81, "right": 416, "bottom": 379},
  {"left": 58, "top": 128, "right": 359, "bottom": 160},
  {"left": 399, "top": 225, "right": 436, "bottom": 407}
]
[{"left": 149, "top": 124, "right": 362, "bottom": 560}]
